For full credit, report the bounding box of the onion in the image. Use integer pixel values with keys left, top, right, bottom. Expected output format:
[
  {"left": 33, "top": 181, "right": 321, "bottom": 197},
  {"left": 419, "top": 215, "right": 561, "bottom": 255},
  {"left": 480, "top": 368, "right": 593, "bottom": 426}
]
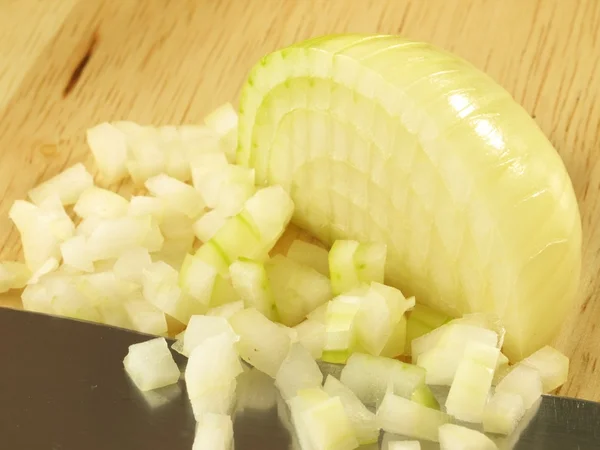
[
  {"left": 340, "top": 353, "right": 427, "bottom": 407},
  {"left": 236, "top": 368, "right": 278, "bottom": 412},
  {"left": 86, "top": 123, "right": 129, "bottom": 183},
  {"left": 27, "top": 163, "right": 93, "bottom": 206},
  {"left": 142, "top": 261, "right": 206, "bottom": 324},
  {"left": 237, "top": 34, "right": 581, "bottom": 361},
  {"left": 145, "top": 174, "right": 205, "bottom": 219},
  {"left": 495, "top": 364, "right": 542, "bottom": 409},
  {"left": 275, "top": 343, "right": 323, "bottom": 400},
  {"left": 192, "top": 413, "right": 234, "bottom": 450},
  {"left": 128, "top": 196, "right": 165, "bottom": 221},
  {"left": 388, "top": 442, "right": 421, "bottom": 450},
  {"left": 438, "top": 424, "right": 498, "bottom": 450},
  {"left": 228, "top": 307, "right": 291, "bottom": 377},
  {"left": 445, "top": 341, "right": 500, "bottom": 422},
  {"left": 376, "top": 390, "right": 450, "bottom": 442},
  {"left": 293, "top": 319, "right": 326, "bottom": 359},
  {"left": 73, "top": 187, "right": 129, "bottom": 219},
  {"left": 27, "top": 257, "right": 59, "bottom": 285},
  {"left": 267, "top": 254, "right": 332, "bottom": 326},
  {"left": 193, "top": 209, "right": 227, "bottom": 242},
  {"left": 206, "top": 300, "right": 244, "bottom": 319},
  {"left": 183, "top": 315, "right": 238, "bottom": 356},
  {"left": 323, "top": 375, "right": 379, "bottom": 445},
  {"left": 482, "top": 391, "right": 525, "bottom": 436},
  {"left": 414, "top": 324, "right": 498, "bottom": 385},
  {"left": 178, "top": 255, "right": 218, "bottom": 306},
  {"left": 203, "top": 103, "right": 238, "bottom": 162},
  {"left": 113, "top": 248, "right": 152, "bottom": 284},
  {"left": 59, "top": 236, "right": 93, "bottom": 273},
  {"left": 286, "top": 240, "right": 330, "bottom": 276},
  {"left": 124, "top": 297, "right": 168, "bottom": 335},
  {"left": 322, "top": 294, "right": 362, "bottom": 363},
  {"left": 520, "top": 345, "right": 569, "bottom": 393},
  {"left": 0, "top": 262, "right": 30, "bottom": 293},
  {"left": 328, "top": 240, "right": 360, "bottom": 295},
  {"left": 289, "top": 388, "right": 359, "bottom": 450},
  {"left": 123, "top": 337, "right": 180, "bottom": 391},
  {"left": 405, "top": 304, "right": 451, "bottom": 355},
  {"left": 230, "top": 258, "right": 277, "bottom": 320}
]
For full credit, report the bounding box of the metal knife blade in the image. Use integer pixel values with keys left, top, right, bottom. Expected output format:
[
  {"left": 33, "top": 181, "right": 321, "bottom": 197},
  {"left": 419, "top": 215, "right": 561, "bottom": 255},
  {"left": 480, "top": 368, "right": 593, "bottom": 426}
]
[{"left": 1, "top": 308, "right": 598, "bottom": 450}]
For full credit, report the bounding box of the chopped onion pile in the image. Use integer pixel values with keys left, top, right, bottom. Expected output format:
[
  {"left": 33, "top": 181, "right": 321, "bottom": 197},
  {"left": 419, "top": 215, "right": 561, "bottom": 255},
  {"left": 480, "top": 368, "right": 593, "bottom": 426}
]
[{"left": 0, "top": 102, "right": 571, "bottom": 449}]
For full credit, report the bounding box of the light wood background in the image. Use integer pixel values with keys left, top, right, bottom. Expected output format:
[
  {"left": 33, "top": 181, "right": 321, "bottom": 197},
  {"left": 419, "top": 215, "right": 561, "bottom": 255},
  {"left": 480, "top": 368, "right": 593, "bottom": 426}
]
[{"left": 1, "top": 0, "right": 599, "bottom": 400}]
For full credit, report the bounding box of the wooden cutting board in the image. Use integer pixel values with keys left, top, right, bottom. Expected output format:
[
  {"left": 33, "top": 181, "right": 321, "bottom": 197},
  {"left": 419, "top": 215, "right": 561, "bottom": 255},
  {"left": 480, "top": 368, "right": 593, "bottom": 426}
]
[{"left": 1, "top": 0, "right": 599, "bottom": 401}]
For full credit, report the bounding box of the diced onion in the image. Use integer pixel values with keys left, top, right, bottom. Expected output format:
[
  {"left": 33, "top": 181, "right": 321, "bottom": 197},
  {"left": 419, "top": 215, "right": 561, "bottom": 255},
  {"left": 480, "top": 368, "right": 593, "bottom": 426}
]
[
  {"left": 275, "top": 343, "right": 323, "bottom": 400},
  {"left": 123, "top": 337, "right": 180, "bottom": 391},
  {"left": 28, "top": 163, "right": 93, "bottom": 206},
  {"left": 438, "top": 424, "right": 498, "bottom": 450},
  {"left": 192, "top": 413, "right": 234, "bottom": 450}
]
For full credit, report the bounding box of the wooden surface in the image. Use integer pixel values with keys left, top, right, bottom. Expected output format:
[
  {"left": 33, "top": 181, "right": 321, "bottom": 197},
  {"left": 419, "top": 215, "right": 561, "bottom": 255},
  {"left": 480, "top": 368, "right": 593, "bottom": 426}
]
[{"left": 0, "top": 0, "right": 599, "bottom": 400}]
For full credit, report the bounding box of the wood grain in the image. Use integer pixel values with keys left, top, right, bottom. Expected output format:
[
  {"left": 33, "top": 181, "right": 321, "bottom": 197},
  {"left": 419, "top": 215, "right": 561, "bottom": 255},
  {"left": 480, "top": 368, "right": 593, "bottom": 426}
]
[{"left": 1, "top": 0, "right": 599, "bottom": 400}]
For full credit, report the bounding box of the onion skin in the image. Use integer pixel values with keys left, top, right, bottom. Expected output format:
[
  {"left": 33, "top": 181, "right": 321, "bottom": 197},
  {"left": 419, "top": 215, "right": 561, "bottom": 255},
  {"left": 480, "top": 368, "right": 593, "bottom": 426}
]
[{"left": 237, "top": 34, "right": 582, "bottom": 361}]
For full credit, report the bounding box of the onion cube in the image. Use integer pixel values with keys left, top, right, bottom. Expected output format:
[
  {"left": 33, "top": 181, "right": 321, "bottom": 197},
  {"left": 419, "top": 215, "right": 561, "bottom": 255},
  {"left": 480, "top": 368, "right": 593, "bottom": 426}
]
[
  {"left": 123, "top": 338, "right": 180, "bottom": 391},
  {"left": 192, "top": 413, "right": 234, "bottom": 450},
  {"left": 438, "top": 424, "right": 497, "bottom": 450},
  {"left": 275, "top": 343, "right": 323, "bottom": 400}
]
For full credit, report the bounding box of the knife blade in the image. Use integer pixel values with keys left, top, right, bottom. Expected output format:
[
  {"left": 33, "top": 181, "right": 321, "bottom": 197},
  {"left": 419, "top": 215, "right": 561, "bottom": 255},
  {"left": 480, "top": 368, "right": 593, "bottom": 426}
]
[{"left": 1, "top": 308, "right": 598, "bottom": 450}]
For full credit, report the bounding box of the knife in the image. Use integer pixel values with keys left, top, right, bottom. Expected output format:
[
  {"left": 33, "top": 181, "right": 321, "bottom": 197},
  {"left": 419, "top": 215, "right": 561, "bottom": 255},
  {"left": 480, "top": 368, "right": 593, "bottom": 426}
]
[{"left": 1, "top": 308, "right": 598, "bottom": 450}]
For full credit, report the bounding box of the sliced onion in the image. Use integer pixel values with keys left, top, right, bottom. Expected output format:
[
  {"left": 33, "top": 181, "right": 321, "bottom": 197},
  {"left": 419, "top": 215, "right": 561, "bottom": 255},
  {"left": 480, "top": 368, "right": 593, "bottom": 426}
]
[
  {"left": 123, "top": 337, "right": 180, "bottom": 391},
  {"left": 438, "top": 424, "right": 498, "bottom": 450}
]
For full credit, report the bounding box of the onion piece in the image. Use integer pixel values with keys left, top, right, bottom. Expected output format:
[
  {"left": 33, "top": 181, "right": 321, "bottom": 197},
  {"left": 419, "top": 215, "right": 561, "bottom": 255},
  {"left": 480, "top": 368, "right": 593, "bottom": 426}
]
[
  {"left": 203, "top": 103, "right": 238, "bottom": 162},
  {"left": 340, "top": 353, "right": 426, "bottom": 407},
  {"left": 438, "top": 424, "right": 498, "bottom": 450},
  {"left": 87, "top": 215, "right": 164, "bottom": 261},
  {"left": 380, "top": 315, "right": 407, "bottom": 358},
  {"left": 183, "top": 315, "right": 238, "bottom": 356},
  {"left": 27, "top": 163, "right": 93, "bottom": 206},
  {"left": 322, "top": 294, "right": 361, "bottom": 363},
  {"left": 354, "top": 242, "right": 386, "bottom": 285},
  {"left": 86, "top": 123, "right": 129, "bottom": 183},
  {"left": 286, "top": 240, "right": 330, "bottom": 277},
  {"left": 289, "top": 388, "right": 359, "bottom": 450},
  {"left": 123, "top": 337, "right": 180, "bottom": 391},
  {"left": 142, "top": 261, "right": 206, "bottom": 324},
  {"left": 405, "top": 304, "right": 452, "bottom": 355},
  {"left": 275, "top": 343, "right": 323, "bottom": 400},
  {"left": 27, "top": 257, "right": 59, "bottom": 285},
  {"left": 178, "top": 255, "right": 218, "bottom": 306},
  {"left": 229, "top": 307, "right": 292, "bottom": 377},
  {"left": 267, "top": 254, "right": 332, "bottom": 327},
  {"left": 388, "top": 441, "right": 421, "bottom": 450},
  {"left": 191, "top": 152, "right": 230, "bottom": 189},
  {"left": 230, "top": 258, "right": 277, "bottom": 320},
  {"left": 206, "top": 300, "right": 244, "bottom": 319},
  {"left": 495, "top": 364, "right": 543, "bottom": 409},
  {"left": 0, "top": 261, "right": 31, "bottom": 293},
  {"left": 193, "top": 209, "right": 227, "bottom": 243},
  {"left": 145, "top": 174, "right": 205, "bottom": 219},
  {"left": 445, "top": 341, "right": 500, "bottom": 422},
  {"left": 482, "top": 391, "right": 525, "bottom": 436},
  {"left": 294, "top": 319, "right": 326, "bottom": 359},
  {"left": 376, "top": 390, "right": 450, "bottom": 442},
  {"left": 323, "top": 375, "right": 379, "bottom": 445},
  {"left": 128, "top": 196, "right": 165, "bottom": 221},
  {"left": 113, "top": 248, "right": 152, "bottom": 284},
  {"left": 355, "top": 287, "right": 392, "bottom": 356},
  {"left": 236, "top": 368, "right": 278, "bottom": 412},
  {"left": 520, "top": 345, "right": 569, "bottom": 393},
  {"left": 73, "top": 187, "right": 129, "bottom": 219},
  {"left": 329, "top": 240, "right": 360, "bottom": 295},
  {"left": 60, "top": 236, "right": 94, "bottom": 273},
  {"left": 124, "top": 298, "right": 168, "bottom": 336},
  {"left": 192, "top": 413, "right": 234, "bottom": 450}
]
